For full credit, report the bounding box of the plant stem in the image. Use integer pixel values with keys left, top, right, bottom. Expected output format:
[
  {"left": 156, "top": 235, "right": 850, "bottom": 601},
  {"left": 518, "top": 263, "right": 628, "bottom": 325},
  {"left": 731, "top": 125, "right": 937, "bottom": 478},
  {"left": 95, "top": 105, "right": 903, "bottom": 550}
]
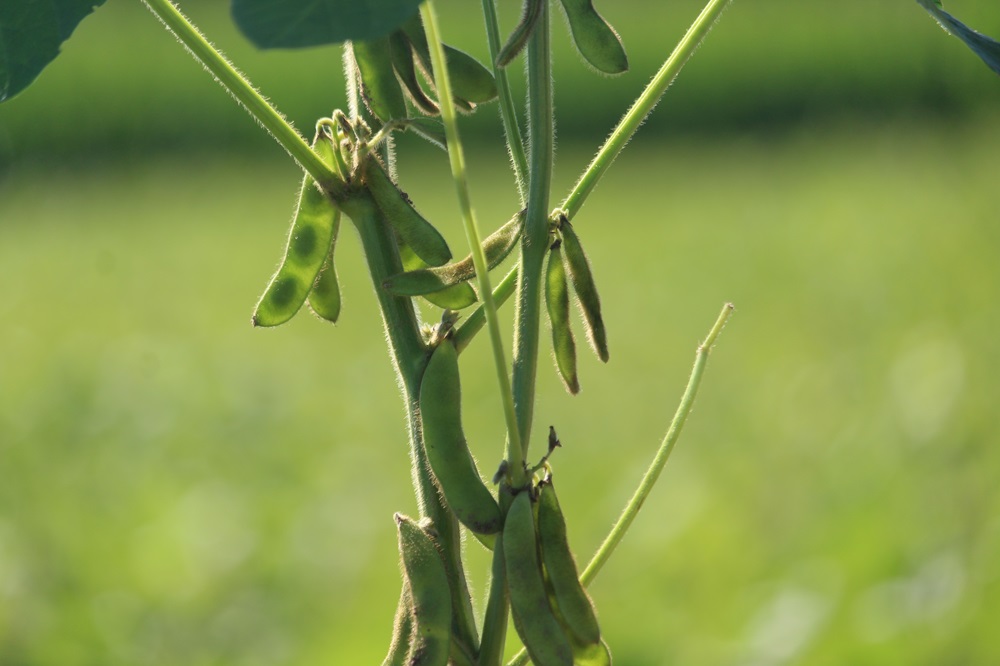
[
  {"left": 342, "top": 193, "right": 480, "bottom": 653},
  {"left": 561, "top": 0, "right": 733, "bottom": 219},
  {"left": 506, "top": 303, "right": 735, "bottom": 666},
  {"left": 140, "top": 0, "right": 344, "bottom": 197},
  {"left": 421, "top": 1, "right": 523, "bottom": 493},
  {"left": 510, "top": 2, "right": 554, "bottom": 467},
  {"left": 480, "top": 0, "right": 529, "bottom": 204}
]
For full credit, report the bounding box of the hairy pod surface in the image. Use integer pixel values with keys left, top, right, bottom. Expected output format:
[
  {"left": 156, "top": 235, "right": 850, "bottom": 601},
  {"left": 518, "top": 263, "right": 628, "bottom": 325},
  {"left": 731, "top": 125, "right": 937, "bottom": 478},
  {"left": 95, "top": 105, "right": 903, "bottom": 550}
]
[
  {"left": 419, "top": 341, "right": 502, "bottom": 534},
  {"left": 381, "top": 586, "right": 414, "bottom": 666},
  {"left": 395, "top": 514, "right": 452, "bottom": 666},
  {"left": 504, "top": 491, "right": 574, "bottom": 666},
  {"left": 397, "top": 241, "right": 478, "bottom": 310},
  {"left": 307, "top": 208, "right": 342, "bottom": 323},
  {"left": 252, "top": 133, "right": 339, "bottom": 327},
  {"left": 555, "top": 0, "right": 629, "bottom": 75},
  {"left": 537, "top": 480, "right": 602, "bottom": 647},
  {"left": 385, "top": 211, "right": 523, "bottom": 299},
  {"left": 389, "top": 31, "right": 439, "bottom": 115},
  {"left": 545, "top": 242, "right": 580, "bottom": 394},
  {"left": 560, "top": 222, "right": 609, "bottom": 363},
  {"left": 497, "top": 0, "right": 544, "bottom": 67},
  {"left": 398, "top": 15, "right": 497, "bottom": 108},
  {"left": 351, "top": 38, "right": 409, "bottom": 123},
  {"left": 363, "top": 156, "right": 452, "bottom": 267}
]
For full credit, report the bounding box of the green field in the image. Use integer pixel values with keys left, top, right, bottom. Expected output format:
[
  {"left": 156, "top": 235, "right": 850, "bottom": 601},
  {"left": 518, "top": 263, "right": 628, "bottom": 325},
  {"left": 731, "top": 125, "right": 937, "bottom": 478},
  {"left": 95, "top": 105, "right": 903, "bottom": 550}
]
[
  {"left": 3, "top": 114, "right": 1000, "bottom": 663},
  {"left": 3, "top": 0, "right": 1000, "bottom": 663}
]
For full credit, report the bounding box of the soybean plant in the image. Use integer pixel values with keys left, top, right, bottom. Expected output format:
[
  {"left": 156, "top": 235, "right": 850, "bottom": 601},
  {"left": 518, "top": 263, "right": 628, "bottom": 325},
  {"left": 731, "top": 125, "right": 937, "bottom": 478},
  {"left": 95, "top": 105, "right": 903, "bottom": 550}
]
[{"left": 4, "top": 0, "right": 999, "bottom": 664}]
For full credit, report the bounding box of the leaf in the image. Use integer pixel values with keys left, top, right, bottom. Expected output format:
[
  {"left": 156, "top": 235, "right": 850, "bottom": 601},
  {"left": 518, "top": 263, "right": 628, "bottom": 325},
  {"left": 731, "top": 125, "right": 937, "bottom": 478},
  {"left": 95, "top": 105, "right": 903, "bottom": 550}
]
[
  {"left": 231, "top": 0, "right": 422, "bottom": 49},
  {"left": 0, "top": 0, "right": 107, "bottom": 103},
  {"left": 918, "top": 0, "right": 1000, "bottom": 77}
]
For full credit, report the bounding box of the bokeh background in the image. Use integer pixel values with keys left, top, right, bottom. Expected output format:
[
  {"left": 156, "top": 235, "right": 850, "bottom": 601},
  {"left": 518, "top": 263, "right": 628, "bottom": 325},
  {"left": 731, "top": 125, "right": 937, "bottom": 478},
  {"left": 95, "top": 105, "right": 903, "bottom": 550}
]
[{"left": 2, "top": 1, "right": 1000, "bottom": 664}]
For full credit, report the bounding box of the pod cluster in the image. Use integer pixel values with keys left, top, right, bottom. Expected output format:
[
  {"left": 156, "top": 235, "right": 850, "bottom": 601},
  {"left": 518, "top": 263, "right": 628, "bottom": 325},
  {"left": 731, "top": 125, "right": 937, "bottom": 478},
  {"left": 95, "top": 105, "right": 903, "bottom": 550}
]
[
  {"left": 545, "top": 214, "right": 609, "bottom": 393},
  {"left": 349, "top": 14, "right": 498, "bottom": 129},
  {"left": 498, "top": 0, "right": 628, "bottom": 75},
  {"left": 504, "top": 477, "right": 611, "bottom": 666}
]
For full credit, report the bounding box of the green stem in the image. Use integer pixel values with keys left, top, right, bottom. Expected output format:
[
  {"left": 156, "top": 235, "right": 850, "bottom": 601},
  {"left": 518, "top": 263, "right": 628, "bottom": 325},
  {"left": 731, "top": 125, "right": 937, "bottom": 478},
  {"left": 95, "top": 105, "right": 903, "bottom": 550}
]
[
  {"left": 140, "top": 0, "right": 344, "bottom": 197},
  {"left": 505, "top": 303, "right": 735, "bottom": 666},
  {"left": 561, "top": 0, "right": 733, "bottom": 219},
  {"left": 421, "top": 1, "right": 523, "bottom": 493},
  {"left": 510, "top": 2, "right": 554, "bottom": 469},
  {"left": 480, "top": 0, "right": 529, "bottom": 204},
  {"left": 342, "top": 193, "right": 480, "bottom": 654}
]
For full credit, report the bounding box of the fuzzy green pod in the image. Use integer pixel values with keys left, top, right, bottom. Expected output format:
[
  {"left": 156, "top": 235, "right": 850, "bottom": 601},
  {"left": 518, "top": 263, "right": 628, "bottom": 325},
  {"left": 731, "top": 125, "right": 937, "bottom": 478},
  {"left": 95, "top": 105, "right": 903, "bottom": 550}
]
[
  {"left": 385, "top": 211, "right": 523, "bottom": 300},
  {"left": 545, "top": 240, "right": 580, "bottom": 394},
  {"left": 307, "top": 208, "right": 342, "bottom": 324},
  {"left": 363, "top": 156, "right": 452, "bottom": 268},
  {"left": 419, "top": 340, "right": 502, "bottom": 534},
  {"left": 399, "top": 15, "right": 497, "bottom": 107},
  {"left": 397, "top": 241, "right": 477, "bottom": 310},
  {"left": 252, "top": 133, "right": 339, "bottom": 327},
  {"left": 381, "top": 586, "right": 414, "bottom": 666},
  {"left": 351, "top": 37, "right": 409, "bottom": 123},
  {"left": 560, "top": 222, "right": 609, "bottom": 363},
  {"left": 395, "top": 514, "right": 452, "bottom": 666},
  {"left": 504, "top": 491, "right": 574, "bottom": 666},
  {"left": 556, "top": 0, "right": 629, "bottom": 75},
  {"left": 537, "top": 479, "right": 602, "bottom": 648},
  {"left": 496, "top": 0, "right": 543, "bottom": 67},
  {"left": 389, "top": 31, "right": 439, "bottom": 116}
]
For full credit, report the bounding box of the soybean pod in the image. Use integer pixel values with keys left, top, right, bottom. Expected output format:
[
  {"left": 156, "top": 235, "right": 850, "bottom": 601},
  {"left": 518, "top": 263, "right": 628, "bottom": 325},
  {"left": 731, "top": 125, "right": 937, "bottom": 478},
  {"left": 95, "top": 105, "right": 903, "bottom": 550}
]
[
  {"left": 381, "top": 586, "right": 414, "bottom": 666},
  {"left": 395, "top": 514, "right": 452, "bottom": 666},
  {"left": 389, "top": 31, "right": 439, "bottom": 116},
  {"left": 351, "top": 37, "right": 409, "bottom": 123},
  {"left": 307, "top": 208, "right": 342, "bottom": 324},
  {"left": 560, "top": 221, "right": 609, "bottom": 362},
  {"left": 419, "top": 340, "right": 502, "bottom": 535},
  {"left": 545, "top": 240, "right": 580, "bottom": 394},
  {"left": 504, "top": 491, "right": 574, "bottom": 666},
  {"left": 363, "top": 156, "right": 452, "bottom": 267},
  {"left": 496, "top": 0, "right": 544, "bottom": 67},
  {"left": 537, "top": 479, "right": 602, "bottom": 648},
  {"left": 397, "top": 240, "right": 478, "bottom": 310},
  {"left": 556, "top": 0, "right": 629, "bottom": 75},
  {"left": 252, "top": 131, "right": 339, "bottom": 327},
  {"left": 384, "top": 210, "right": 523, "bottom": 299},
  {"left": 398, "top": 15, "right": 497, "bottom": 107}
]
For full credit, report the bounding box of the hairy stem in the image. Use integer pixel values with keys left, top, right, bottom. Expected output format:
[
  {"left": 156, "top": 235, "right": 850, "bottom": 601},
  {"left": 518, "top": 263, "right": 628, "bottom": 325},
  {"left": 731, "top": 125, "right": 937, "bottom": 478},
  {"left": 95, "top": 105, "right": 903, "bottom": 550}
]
[
  {"left": 140, "top": 0, "right": 344, "bottom": 197},
  {"left": 510, "top": 3, "right": 554, "bottom": 469},
  {"left": 420, "top": 0, "right": 523, "bottom": 491},
  {"left": 480, "top": 0, "right": 529, "bottom": 204},
  {"left": 561, "top": 0, "right": 733, "bottom": 219},
  {"left": 342, "top": 193, "right": 480, "bottom": 653}
]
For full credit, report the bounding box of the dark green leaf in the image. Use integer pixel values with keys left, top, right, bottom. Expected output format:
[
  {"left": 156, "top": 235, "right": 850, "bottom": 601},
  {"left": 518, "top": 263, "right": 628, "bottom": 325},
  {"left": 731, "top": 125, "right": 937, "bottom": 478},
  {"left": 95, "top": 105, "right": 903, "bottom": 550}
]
[
  {"left": 231, "top": 0, "right": 422, "bottom": 49},
  {"left": 0, "top": 0, "right": 107, "bottom": 103},
  {"left": 919, "top": 0, "right": 1000, "bottom": 77}
]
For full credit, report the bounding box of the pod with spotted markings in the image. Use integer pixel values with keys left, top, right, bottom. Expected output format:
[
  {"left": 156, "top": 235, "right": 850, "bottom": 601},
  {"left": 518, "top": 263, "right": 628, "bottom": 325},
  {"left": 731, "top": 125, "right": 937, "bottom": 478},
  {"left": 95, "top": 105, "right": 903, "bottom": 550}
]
[
  {"left": 419, "top": 340, "right": 502, "bottom": 535},
  {"left": 252, "top": 132, "right": 339, "bottom": 327}
]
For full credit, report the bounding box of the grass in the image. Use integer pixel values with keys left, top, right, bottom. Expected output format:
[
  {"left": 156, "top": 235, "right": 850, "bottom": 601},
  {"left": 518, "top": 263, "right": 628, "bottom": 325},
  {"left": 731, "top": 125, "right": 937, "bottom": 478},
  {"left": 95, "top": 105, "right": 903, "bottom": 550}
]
[{"left": 2, "top": 116, "right": 1000, "bottom": 664}]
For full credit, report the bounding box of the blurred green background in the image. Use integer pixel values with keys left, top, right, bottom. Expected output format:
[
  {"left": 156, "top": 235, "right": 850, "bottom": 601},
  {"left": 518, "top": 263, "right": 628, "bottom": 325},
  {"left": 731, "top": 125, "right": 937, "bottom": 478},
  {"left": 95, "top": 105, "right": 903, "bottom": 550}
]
[{"left": 2, "top": 0, "right": 1000, "bottom": 664}]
